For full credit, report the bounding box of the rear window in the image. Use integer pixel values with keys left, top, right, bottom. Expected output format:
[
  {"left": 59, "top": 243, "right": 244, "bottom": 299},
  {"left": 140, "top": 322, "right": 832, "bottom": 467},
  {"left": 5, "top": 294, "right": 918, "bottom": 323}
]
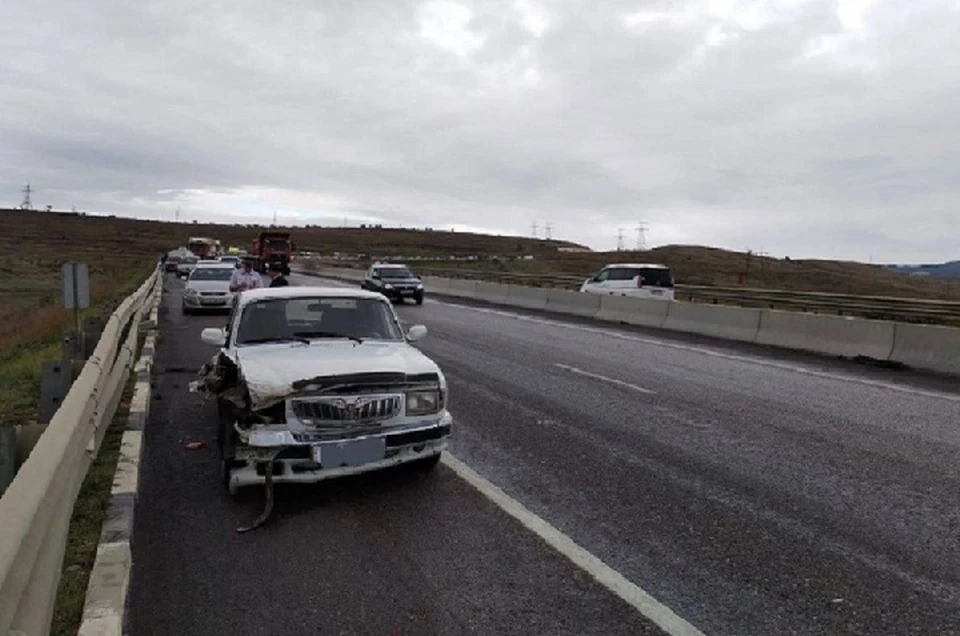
[{"left": 606, "top": 267, "right": 674, "bottom": 287}]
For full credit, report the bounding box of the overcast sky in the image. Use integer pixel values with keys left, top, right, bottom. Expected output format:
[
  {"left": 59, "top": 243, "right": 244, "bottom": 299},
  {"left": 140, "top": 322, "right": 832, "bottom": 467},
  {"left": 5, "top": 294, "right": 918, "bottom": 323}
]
[{"left": 1, "top": 0, "right": 958, "bottom": 262}]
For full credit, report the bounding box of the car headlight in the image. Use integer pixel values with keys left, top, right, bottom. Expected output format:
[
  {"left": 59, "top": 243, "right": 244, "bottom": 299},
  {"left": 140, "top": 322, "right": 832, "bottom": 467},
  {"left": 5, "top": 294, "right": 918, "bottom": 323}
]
[
  {"left": 384, "top": 283, "right": 393, "bottom": 289},
  {"left": 185, "top": 287, "right": 199, "bottom": 296},
  {"left": 406, "top": 390, "right": 440, "bottom": 415},
  {"left": 416, "top": 283, "right": 423, "bottom": 289}
]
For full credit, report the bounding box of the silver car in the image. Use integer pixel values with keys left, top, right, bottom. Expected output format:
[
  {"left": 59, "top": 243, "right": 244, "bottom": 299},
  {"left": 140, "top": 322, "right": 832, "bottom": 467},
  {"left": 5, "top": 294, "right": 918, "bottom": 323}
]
[{"left": 182, "top": 263, "right": 236, "bottom": 315}]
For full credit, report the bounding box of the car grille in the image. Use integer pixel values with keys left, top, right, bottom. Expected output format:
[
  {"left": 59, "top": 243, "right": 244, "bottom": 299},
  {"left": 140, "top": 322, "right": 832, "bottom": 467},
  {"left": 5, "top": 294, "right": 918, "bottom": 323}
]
[
  {"left": 291, "top": 394, "right": 401, "bottom": 425},
  {"left": 200, "top": 291, "right": 227, "bottom": 296}
]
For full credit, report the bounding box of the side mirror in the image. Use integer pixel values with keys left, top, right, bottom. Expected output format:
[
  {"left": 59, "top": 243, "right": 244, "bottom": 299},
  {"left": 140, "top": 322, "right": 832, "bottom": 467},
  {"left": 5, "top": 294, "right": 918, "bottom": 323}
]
[
  {"left": 406, "top": 324, "right": 427, "bottom": 342},
  {"left": 201, "top": 327, "right": 227, "bottom": 347}
]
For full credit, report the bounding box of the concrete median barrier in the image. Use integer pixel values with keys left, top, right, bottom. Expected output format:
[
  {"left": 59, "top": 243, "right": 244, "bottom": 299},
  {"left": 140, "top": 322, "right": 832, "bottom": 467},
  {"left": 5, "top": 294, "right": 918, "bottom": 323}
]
[
  {"left": 662, "top": 302, "right": 761, "bottom": 343},
  {"left": 594, "top": 295, "right": 670, "bottom": 328},
  {"left": 422, "top": 276, "right": 450, "bottom": 292},
  {"left": 502, "top": 284, "right": 549, "bottom": 311},
  {"left": 443, "top": 279, "right": 479, "bottom": 299},
  {"left": 544, "top": 289, "right": 601, "bottom": 318},
  {"left": 756, "top": 310, "right": 895, "bottom": 360},
  {"left": 889, "top": 322, "right": 960, "bottom": 375},
  {"left": 473, "top": 281, "right": 509, "bottom": 304}
]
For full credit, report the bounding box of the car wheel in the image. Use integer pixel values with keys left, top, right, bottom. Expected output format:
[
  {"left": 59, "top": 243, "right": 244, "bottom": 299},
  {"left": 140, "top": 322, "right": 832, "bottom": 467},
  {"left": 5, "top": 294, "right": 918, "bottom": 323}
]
[
  {"left": 217, "top": 401, "right": 243, "bottom": 499},
  {"left": 182, "top": 305, "right": 192, "bottom": 315},
  {"left": 415, "top": 295, "right": 424, "bottom": 305}
]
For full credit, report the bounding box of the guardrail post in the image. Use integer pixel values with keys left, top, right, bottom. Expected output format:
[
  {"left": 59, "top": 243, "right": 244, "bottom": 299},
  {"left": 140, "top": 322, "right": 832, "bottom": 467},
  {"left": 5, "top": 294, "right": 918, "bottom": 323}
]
[
  {"left": 0, "top": 426, "right": 18, "bottom": 497},
  {"left": 38, "top": 361, "right": 74, "bottom": 425},
  {"left": 81, "top": 316, "right": 105, "bottom": 360}
]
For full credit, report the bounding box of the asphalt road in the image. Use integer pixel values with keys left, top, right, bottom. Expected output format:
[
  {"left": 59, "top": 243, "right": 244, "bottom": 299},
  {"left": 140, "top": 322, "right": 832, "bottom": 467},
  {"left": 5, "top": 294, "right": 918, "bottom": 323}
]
[{"left": 128, "top": 272, "right": 960, "bottom": 636}]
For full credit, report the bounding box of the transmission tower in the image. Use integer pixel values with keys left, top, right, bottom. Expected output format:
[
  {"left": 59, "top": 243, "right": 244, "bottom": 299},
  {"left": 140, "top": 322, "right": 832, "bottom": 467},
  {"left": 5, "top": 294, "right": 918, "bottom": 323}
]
[
  {"left": 530, "top": 221, "right": 538, "bottom": 237},
  {"left": 545, "top": 222, "right": 552, "bottom": 240},
  {"left": 616, "top": 228, "right": 625, "bottom": 251},
  {"left": 273, "top": 210, "right": 278, "bottom": 226},
  {"left": 635, "top": 222, "right": 648, "bottom": 250},
  {"left": 175, "top": 206, "right": 181, "bottom": 222},
  {"left": 20, "top": 183, "right": 33, "bottom": 210}
]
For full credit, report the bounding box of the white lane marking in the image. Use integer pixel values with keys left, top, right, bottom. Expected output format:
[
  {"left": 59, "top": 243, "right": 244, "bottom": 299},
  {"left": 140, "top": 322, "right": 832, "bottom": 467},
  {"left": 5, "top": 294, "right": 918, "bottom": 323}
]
[
  {"left": 555, "top": 363, "right": 656, "bottom": 394},
  {"left": 294, "top": 273, "right": 960, "bottom": 403},
  {"left": 441, "top": 453, "right": 707, "bottom": 636}
]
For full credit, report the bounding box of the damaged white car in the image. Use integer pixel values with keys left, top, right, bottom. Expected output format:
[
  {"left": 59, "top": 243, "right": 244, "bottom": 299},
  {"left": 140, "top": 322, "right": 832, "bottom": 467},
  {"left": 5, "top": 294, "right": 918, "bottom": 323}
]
[{"left": 193, "top": 286, "right": 453, "bottom": 531}]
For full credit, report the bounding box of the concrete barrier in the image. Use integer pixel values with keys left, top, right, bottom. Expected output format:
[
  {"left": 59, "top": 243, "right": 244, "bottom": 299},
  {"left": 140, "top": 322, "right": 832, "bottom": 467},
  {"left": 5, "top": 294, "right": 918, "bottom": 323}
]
[
  {"left": 422, "top": 275, "right": 450, "bottom": 292},
  {"left": 443, "top": 279, "right": 479, "bottom": 299},
  {"left": 889, "top": 322, "right": 960, "bottom": 375},
  {"left": 473, "top": 281, "right": 509, "bottom": 304},
  {"left": 661, "top": 302, "right": 761, "bottom": 343},
  {"left": 544, "top": 289, "right": 601, "bottom": 318},
  {"left": 501, "top": 284, "right": 550, "bottom": 311},
  {"left": 756, "top": 310, "right": 895, "bottom": 360},
  {"left": 594, "top": 295, "right": 670, "bottom": 329}
]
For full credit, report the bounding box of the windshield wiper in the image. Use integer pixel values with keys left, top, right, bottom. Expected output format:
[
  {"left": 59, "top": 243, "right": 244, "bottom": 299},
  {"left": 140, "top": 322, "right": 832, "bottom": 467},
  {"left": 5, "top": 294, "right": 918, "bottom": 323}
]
[
  {"left": 293, "top": 330, "right": 363, "bottom": 344},
  {"left": 241, "top": 336, "right": 310, "bottom": 345}
]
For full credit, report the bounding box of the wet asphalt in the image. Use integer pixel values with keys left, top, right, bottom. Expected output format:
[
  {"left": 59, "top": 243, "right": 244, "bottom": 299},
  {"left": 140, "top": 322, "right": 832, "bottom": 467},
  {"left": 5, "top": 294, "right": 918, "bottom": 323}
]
[{"left": 127, "top": 273, "right": 960, "bottom": 636}]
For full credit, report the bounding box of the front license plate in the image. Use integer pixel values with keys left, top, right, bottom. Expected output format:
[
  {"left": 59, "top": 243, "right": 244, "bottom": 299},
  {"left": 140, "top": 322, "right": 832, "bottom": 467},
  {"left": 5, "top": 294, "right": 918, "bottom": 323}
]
[
  {"left": 401, "top": 290, "right": 414, "bottom": 295},
  {"left": 650, "top": 289, "right": 663, "bottom": 295},
  {"left": 313, "top": 437, "right": 386, "bottom": 468},
  {"left": 201, "top": 299, "right": 226, "bottom": 306}
]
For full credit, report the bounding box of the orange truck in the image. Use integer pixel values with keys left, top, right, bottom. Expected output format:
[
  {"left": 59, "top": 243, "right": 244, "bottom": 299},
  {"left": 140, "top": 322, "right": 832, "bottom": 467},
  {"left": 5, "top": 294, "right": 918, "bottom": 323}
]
[{"left": 250, "top": 230, "right": 295, "bottom": 273}]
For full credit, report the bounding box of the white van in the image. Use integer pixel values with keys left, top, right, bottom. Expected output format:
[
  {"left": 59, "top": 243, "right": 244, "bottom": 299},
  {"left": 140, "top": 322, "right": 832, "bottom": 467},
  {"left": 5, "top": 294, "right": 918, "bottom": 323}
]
[{"left": 579, "top": 263, "right": 675, "bottom": 300}]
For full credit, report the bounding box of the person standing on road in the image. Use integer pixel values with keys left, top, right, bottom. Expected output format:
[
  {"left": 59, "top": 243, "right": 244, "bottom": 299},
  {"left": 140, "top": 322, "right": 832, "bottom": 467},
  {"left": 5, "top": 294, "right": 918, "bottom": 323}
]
[
  {"left": 266, "top": 262, "right": 289, "bottom": 287},
  {"left": 230, "top": 257, "right": 264, "bottom": 293}
]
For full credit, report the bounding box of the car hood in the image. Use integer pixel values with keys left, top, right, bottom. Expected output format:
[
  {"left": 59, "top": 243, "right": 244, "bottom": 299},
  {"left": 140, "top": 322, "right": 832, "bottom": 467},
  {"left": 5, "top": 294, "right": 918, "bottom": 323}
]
[
  {"left": 234, "top": 340, "right": 441, "bottom": 409},
  {"left": 186, "top": 280, "right": 231, "bottom": 293},
  {"left": 380, "top": 277, "right": 421, "bottom": 285}
]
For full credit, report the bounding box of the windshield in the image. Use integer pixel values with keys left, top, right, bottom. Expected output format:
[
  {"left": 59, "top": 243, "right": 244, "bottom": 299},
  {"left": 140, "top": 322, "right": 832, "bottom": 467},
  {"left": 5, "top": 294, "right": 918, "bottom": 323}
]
[
  {"left": 376, "top": 267, "right": 414, "bottom": 279},
  {"left": 235, "top": 296, "right": 404, "bottom": 345},
  {"left": 266, "top": 239, "right": 290, "bottom": 250},
  {"left": 189, "top": 268, "right": 233, "bottom": 281}
]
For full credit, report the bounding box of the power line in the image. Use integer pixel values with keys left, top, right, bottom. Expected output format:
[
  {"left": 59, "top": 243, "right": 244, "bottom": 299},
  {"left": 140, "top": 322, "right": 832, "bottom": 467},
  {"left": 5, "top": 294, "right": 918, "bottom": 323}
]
[
  {"left": 616, "top": 228, "right": 625, "bottom": 251},
  {"left": 545, "top": 222, "right": 552, "bottom": 240},
  {"left": 530, "top": 221, "right": 538, "bottom": 238}
]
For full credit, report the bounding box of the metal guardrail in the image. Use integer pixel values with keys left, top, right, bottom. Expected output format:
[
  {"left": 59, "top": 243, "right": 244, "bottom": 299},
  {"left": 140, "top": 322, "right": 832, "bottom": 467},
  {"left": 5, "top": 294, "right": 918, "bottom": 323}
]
[
  {"left": 0, "top": 266, "right": 162, "bottom": 636},
  {"left": 304, "top": 260, "right": 960, "bottom": 326}
]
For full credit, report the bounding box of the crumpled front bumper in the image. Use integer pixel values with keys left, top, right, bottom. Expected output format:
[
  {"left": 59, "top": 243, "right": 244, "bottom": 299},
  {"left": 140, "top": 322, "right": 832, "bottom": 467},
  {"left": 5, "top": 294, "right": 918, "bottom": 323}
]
[{"left": 229, "top": 412, "right": 453, "bottom": 489}]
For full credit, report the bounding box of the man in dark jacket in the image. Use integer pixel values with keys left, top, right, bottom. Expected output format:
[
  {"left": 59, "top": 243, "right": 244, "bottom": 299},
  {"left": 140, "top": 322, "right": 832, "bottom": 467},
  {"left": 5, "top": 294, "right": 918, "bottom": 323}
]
[{"left": 266, "top": 262, "right": 289, "bottom": 287}]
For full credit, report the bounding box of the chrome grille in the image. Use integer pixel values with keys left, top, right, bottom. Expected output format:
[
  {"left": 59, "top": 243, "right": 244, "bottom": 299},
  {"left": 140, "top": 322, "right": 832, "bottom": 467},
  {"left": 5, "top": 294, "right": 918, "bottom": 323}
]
[
  {"left": 291, "top": 394, "right": 401, "bottom": 424},
  {"left": 200, "top": 291, "right": 227, "bottom": 296}
]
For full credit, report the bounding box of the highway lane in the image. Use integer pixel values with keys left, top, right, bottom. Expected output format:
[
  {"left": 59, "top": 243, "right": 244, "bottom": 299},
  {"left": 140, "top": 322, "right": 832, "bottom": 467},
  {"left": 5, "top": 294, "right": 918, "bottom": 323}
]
[
  {"left": 126, "top": 274, "right": 665, "bottom": 636},
  {"left": 292, "top": 273, "right": 960, "bottom": 635}
]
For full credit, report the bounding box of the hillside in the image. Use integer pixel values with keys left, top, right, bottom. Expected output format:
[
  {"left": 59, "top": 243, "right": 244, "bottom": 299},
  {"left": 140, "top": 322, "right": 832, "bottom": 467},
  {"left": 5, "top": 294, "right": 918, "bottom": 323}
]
[
  {"left": 1, "top": 207, "right": 957, "bottom": 300},
  {"left": 886, "top": 261, "right": 960, "bottom": 278},
  {"left": 0, "top": 208, "right": 586, "bottom": 258},
  {"left": 416, "top": 245, "right": 960, "bottom": 300}
]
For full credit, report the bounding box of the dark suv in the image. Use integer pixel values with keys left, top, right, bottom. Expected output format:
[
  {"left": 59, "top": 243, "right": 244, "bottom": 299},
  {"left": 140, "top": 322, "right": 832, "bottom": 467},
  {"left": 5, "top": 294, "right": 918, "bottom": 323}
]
[{"left": 362, "top": 263, "right": 424, "bottom": 304}]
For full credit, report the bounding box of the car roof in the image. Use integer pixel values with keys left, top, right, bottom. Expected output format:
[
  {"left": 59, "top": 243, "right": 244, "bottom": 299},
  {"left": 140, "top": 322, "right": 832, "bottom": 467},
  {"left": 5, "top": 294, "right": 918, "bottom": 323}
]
[
  {"left": 237, "top": 286, "right": 388, "bottom": 308},
  {"left": 601, "top": 263, "right": 670, "bottom": 270}
]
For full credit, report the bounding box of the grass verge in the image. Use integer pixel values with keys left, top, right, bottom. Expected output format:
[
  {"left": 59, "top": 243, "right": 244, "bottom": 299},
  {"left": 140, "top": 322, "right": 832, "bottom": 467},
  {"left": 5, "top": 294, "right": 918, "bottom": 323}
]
[{"left": 49, "top": 354, "right": 140, "bottom": 636}]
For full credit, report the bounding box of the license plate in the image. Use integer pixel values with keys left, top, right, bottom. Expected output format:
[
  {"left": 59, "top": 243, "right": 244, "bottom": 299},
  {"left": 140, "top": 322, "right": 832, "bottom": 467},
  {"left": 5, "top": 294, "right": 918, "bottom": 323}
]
[
  {"left": 401, "top": 290, "right": 414, "bottom": 295},
  {"left": 201, "top": 299, "right": 226, "bottom": 306},
  {"left": 650, "top": 289, "right": 663, "bottom": 295},
  {"left": 313, "top": 437, "right": 385, "bottom": 468}
]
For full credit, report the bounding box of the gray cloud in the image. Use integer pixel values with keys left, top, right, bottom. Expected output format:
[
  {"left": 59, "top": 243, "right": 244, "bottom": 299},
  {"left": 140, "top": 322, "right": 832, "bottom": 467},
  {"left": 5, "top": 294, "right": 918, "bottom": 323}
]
[{"left": 1, "top": 0, "right": 959, "bottom": 261}]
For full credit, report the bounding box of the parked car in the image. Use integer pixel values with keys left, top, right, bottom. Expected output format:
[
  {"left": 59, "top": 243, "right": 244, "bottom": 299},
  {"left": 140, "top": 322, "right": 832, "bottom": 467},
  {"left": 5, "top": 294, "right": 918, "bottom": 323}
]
[
  {"left": 182, "top": 262, "right": 237, "bottom": 314},
  {"left": 579, "top": 263, "right": 675, "bottom": 300},
  {"left": 219, "top": 254, "right": 240, "bottom": 268},
  {"left": 176, "top": 255, "right": 199, "bottom": 278},
  {"left": 361, "top": 262, "right": 424, "bottom": 304},
  {"left": 194, "top": 286, "right": 452, "bottom": 522}
]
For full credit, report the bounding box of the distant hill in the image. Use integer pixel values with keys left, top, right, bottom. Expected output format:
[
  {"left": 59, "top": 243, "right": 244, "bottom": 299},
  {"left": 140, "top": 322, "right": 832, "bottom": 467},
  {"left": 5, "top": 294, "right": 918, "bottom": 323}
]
[{"left": 885, "top": 262, "right": 960, "bottom": 278}]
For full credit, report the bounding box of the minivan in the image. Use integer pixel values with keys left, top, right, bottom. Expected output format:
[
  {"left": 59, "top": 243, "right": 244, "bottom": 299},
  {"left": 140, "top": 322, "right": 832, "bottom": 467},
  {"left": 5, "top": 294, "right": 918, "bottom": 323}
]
[{"left": 579, "top": 263, "right": 675, "bottom": 300}]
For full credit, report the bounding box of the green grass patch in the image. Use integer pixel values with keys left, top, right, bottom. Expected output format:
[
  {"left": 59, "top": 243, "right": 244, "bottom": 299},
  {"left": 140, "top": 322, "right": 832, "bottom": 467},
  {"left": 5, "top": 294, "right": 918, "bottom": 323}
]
[{"left": 49, "top": 366, "right": 139, "bottom": 636}]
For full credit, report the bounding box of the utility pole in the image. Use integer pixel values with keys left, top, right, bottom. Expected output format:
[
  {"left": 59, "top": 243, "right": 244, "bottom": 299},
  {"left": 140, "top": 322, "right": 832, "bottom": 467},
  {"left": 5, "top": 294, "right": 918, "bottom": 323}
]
[
  {"left": 616, "top": 228, "right": 625, "bottom": 251},
  {"left": 273, "top": 210, "right": 278, "bottom": 226},
  {"left": 530, "top": 221, "right": 538, "bottom": 238},
  {"left": 545, "top": 222, "right": 552, "bottom": 240},
  {"left": 175, "top": 206, "right": 181, "bottom": 222},
  {"left": 635, "top": 222, "right": 647, "bottom": 250},
  {"left": 20, "top": 183, "right": 33, "bottom": 210}
]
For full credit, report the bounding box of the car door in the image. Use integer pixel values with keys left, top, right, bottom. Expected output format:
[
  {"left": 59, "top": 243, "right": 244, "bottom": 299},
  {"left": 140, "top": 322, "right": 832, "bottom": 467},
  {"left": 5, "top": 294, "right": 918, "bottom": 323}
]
[{"left": 581, "top": 267, "right": 612, "bottom": 294}]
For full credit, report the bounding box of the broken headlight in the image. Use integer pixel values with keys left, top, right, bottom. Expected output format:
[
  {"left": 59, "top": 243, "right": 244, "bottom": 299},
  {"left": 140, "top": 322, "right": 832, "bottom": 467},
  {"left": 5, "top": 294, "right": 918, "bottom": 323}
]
[{"left": 405, "top": 389, "right": 441, "bottom": 416}]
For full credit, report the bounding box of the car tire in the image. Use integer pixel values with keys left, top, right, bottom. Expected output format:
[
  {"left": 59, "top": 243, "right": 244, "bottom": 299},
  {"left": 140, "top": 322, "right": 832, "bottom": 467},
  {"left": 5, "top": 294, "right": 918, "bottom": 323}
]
[
  {"left": 415, "top": 295, "right": 424, "bottom": 305},
  {"left": 182, "top": 305, "right": 192, "bottom": 315},
  {"left": 216, "top": 401, "right": 242, "bottom": 499}
]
